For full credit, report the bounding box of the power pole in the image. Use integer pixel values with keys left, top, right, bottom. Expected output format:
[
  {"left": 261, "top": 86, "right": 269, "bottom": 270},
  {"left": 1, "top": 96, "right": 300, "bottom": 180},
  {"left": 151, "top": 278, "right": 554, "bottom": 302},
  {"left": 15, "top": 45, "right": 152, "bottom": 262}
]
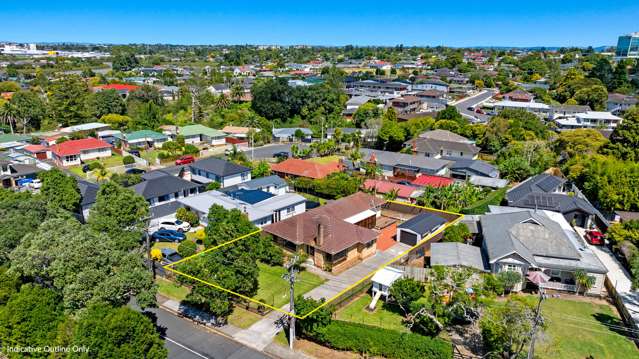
[
  {"left": 283, "top": 255, "right": 299, "bottom": 350},
  {"left": 527, "top": 289, "right": 546, "bottom": 359}
]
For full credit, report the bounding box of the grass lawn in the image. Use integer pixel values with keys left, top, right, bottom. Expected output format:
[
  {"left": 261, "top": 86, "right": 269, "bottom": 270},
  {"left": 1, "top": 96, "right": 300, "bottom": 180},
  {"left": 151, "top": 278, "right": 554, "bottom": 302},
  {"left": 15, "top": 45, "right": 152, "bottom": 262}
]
[
  {"left": 307, "top": 155, "right": 341, "bottom": 165},
  {"left": 85, "top": 154, "right": 124, "bottom": 168},
  {"left": 336, "top": 294, "right": 408, "bottom": 332},
  {"left": 255, "top": 262, "right": 325, "bottom": 308},
  {"left": 299, "top": 192, "right": 328, "bottom": 205},
  {"left": 156, "top": 277, "right": 190, "bottom": 301},
  {"left": 532, "top": 295, "right": 639, "bottom": 359},
  {"left": 152, "top": 242, "right": 179, "bottom": 251},
  {"left": 227, "top": 306, "right": 263, "bottom": 329},
  {"left": 274, "top": 330, "right": 289, "bottom": 347}
]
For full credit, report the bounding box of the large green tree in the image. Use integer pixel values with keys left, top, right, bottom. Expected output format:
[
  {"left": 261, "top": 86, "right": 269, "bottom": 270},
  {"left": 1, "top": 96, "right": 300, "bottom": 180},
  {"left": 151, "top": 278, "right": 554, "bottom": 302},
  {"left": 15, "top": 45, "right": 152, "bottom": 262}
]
[
  {"left": 603, "top": 106, "right": 639, "bottom": 161},
  {"left": 0, "top": 190, "right": 49, "bottom": 264},
  {"left": 47, "top": 75, "right": 90, "bottom": 127},
  {"left": 89, "top": 89, "right": 127, "bottom": 118},
  {"left": 38, "top": 169, "right": 81, "bottom": 212}
]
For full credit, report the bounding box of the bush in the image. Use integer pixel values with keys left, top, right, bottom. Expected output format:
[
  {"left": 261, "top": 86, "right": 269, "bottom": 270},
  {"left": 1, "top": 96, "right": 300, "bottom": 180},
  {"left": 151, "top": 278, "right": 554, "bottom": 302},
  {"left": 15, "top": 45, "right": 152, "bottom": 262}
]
[
  {"left": 255, "top": 236, "right": 284, "bottom": 266},
  {"left": 183, "top": 144, "right": 199, "bottom": 155},
  {"left": 461, "top": 187, "right": 506, "bottom": 214},
  {"left": 176, "top": 207, "right": 199, "bottom": 226},
  {"left": 122, "top": 155, "right": 135, "bottom": 165},
  {"left": 315, "top": 321, "right": 452, "bottom": 359},
  {"left": 88, "top": 161, "right": 104, "bottom": 171},
  {"left": 206, "top": 181, "right": 221, "bottom": 191},
  {"left": 178, "top": 240, "right": 197, "bottom": 258}
]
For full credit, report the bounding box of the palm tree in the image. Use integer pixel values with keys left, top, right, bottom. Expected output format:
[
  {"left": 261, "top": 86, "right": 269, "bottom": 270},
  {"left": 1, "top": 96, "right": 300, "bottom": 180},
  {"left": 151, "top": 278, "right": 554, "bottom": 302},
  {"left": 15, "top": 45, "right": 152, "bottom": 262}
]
[
  {"left": 214, "top": 94, "right": 230, "bottom": 110},
  {"left": 383, "top": 188, "right": 400, "bottom": 201},
  {"left": 0, "top": 102, "right": 17, "bottom": 134},
  {"left": 574, "top": 269, "right": 595, "bottom": 295},
  {"left": 230, "top": 83, "right": 244, "bottom": 102}
]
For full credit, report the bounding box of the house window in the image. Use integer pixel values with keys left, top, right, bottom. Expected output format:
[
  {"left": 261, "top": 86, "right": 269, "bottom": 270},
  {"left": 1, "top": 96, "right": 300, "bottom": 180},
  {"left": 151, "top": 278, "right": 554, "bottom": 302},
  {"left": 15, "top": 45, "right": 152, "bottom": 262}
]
[
  {"left": 502, "top": 264, "right": 520, "bottom": 273},
  {"left": 286, "top": 206, "right": 295, "bottom": 214},
  {"left": 241, "top": 172, "right": 248, "bottom": 181}
]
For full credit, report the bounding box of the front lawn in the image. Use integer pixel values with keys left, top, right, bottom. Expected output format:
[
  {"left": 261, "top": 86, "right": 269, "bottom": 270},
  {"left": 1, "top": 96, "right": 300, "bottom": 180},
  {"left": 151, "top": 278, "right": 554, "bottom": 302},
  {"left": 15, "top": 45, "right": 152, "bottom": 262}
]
[
  {"left": 227, "top": 306, "right": 263, "bottom": 329},
  {"left": 533, "top": 296, "right": 639, "bottom": 359},
  {"left": 255, "top": 262, "right": 325, "bottom": 308},
  {"left": 336, "top": 293, "right": 408, "bottom": 332},
  {"left": 156, "top": 277, "right": 190, "bottom": 301}
]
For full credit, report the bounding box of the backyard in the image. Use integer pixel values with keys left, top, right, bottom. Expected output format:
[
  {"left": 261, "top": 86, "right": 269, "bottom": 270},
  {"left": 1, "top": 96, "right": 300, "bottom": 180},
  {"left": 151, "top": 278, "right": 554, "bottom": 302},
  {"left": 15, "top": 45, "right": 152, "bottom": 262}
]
[{"left": 335, "top": 293, "right": 408, "bottom": 332}]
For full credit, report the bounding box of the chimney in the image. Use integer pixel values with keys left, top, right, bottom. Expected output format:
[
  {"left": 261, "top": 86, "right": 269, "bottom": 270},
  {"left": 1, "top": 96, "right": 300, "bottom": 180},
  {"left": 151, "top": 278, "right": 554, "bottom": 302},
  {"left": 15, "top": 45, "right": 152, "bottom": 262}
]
[{"left": 316, "top": 222, "right": 325, "bottom": 247}]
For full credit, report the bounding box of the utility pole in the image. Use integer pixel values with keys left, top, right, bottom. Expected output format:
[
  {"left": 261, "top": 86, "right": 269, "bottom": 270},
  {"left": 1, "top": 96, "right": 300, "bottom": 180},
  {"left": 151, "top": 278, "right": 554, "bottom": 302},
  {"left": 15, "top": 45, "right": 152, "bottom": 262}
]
[
  {"left": 283, "top": 255, "right": 299, "bottom": 350},
  {"left": 527, "top": 289, "right": 546, "bottom": 359}
]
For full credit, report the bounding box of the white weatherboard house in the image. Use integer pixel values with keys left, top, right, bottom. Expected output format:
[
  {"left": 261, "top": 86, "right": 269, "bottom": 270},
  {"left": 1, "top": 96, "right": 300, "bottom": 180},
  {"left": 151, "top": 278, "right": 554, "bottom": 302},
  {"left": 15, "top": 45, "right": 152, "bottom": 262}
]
[
  {"left": 50, "top": 138, "right": 112, "bottom": 167},
  {"left": 178, "top": 124, "right": 226, "bottom": 146},
  {"left": 188, "top": 157, "right": 251, "bottom": 188}
]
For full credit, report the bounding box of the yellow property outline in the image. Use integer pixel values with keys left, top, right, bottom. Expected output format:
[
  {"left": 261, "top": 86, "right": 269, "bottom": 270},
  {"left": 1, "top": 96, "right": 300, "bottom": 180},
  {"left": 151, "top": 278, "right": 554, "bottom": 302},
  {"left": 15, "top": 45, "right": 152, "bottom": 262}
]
[{"left": 164, "top": 200, "right": 463, "bottom": 320}]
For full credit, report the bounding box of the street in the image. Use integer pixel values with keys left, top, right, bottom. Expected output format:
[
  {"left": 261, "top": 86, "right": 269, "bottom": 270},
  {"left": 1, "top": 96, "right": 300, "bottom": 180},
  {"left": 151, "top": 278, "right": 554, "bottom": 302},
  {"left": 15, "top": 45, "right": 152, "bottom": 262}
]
[
  {"left": 453, "top": 89, "right": 497, "bottom": 123},
  {"left": 143, "top": 306, "right": 270, "bottom": 359},
  {"left": 240, "top": 143, "right": 309, "bottom": 160}
]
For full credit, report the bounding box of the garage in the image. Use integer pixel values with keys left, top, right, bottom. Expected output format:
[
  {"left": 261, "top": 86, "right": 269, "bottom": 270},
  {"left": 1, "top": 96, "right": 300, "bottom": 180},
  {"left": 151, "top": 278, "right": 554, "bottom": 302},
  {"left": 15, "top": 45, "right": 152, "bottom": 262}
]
[
  {"left": 398, "top": 230, "right": 418, "bottom": 246},
  {"left": 396, "top": 212, "right": 447, "bottom": 246}
]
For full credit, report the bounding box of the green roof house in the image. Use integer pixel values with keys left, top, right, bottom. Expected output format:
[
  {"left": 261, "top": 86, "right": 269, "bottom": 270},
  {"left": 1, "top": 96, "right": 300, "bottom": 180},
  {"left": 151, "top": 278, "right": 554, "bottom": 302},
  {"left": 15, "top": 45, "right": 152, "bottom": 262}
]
[
  {"left": 0, "top": 133, "right": 32, "bottom": 149},
  {"left": 123, "top": 130, "right": 169, "bottom": 149},
  {"left": 178, "top": 124, "right": 226, "bottom": 146}
]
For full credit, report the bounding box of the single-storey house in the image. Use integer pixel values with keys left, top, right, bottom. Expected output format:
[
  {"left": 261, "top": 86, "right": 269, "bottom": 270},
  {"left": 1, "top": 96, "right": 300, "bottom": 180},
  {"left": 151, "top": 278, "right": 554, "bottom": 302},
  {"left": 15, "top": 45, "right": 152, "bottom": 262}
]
[
  {"left": 430, "top": 242, "right": 486, "bottom": 271},
  {"left": 444, "top": 157, "right": 499, "bottom": 179},
  {"left": 406, "top": 129, "right": 480, "bottom": 160},
  {"left": 272, "top": 128, "right": 313, "bottom": 142},
  {"left": 271, "top": 158, "right": 343, "bottom": 180},
  {"left": 359, "top": 148, "right": 451, "bottom": 177},
  {"left": 50, "top": 138, "right": 112, "bottom": 167},
  {"left": 481, "top": 208, "right": 607, "bottom": 295},
  {"left": 189, "top": 157, "right": 251, "bottom": 188},
  {"left": 396, "top": 212, "right": 447, "bottom": 246},
  {"left": 178, "top": 124, "right": 226, "bottom": 146},
  {"left": 263, "top": 192, "right": 385, "bottom": 273},
  {"left": 363, "top": 179, "right": 419, "bottom": 202},
  {"left": 220, "top": 175, "right": 289, "bottom": 196},
  {"left": 120, "top": 130, "right": 169, "bottom": 149},
  {"left": 23, "top": 144, "right": 51, "bottom": 160},
  {"left": 0, "top": 160, "right": 42, "bottom": 189}
]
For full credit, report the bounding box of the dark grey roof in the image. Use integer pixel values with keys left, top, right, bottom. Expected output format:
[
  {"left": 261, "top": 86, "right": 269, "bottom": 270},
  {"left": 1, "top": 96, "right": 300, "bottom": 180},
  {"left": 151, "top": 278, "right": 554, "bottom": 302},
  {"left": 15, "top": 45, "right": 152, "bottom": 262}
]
[
  {"left": 78, "top": 180, "right": 99, "bottom": 206},
  {"left": 506, "top": 174, "right": 566, "bottom": 204},
  {"left": 150, "top": 201, "right": 182, "bottom": 219},
  {"left": 398, "top": 213, "right": 447, "bottom": 235},
  {"left": 359, "top": 148, "right": 451, "bottom": 173},
  {"left": 431, "top": 243, "right": 487, "bottom": 271},
  {"left": 443, "top": 157, "right": 499, "bottom": 178},
  {"left": 407, "top": 138, "right": 480, "bottom": 156},
  {"left": 0, "top": 162, "right": 42, "bottom": 179},
  {"left": 131, "top": 172, "right": 200, "bottom": 200},
  {"left": 190, "top": 158, "right": 250, "bottom": 177}
]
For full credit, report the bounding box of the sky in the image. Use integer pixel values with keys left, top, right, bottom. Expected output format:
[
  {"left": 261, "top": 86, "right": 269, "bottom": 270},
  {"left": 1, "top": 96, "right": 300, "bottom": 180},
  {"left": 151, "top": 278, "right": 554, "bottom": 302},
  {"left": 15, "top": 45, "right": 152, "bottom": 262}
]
[{"left": 2, "top": 1, "right": 638, "bottom": 47}]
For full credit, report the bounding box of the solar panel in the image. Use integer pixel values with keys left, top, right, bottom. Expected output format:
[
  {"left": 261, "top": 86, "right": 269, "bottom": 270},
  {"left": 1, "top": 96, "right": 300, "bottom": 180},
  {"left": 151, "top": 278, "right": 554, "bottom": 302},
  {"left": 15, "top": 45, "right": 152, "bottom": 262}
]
[{"left": 536, "top": 176, "right": 562, "bottom": 192}]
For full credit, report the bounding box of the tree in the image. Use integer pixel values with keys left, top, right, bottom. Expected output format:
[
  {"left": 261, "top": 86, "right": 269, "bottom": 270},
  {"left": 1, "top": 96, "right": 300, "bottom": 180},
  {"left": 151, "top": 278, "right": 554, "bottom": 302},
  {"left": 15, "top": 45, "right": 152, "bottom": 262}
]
[
  {"left": 112, "top": 49, "right": 140, "bottom": 72},
  {"left": 251, "top": 160, "right": 271, "bottom": 178},
  {"left": 377, "top": 108, "right": 405, "bottom": 150},
  {"left": 436, "top": 105, "right": 464, "bottom": 125},
  {"left": 294, "top": 296, "right": 333, "bottom": 337},
  {"left": 603, "top": 106, "right": 639, "bottom": 161},
  {"left": 442, "top": 223, "right": 471, "bottom": 243},
  {"left": 353, "top": 102, "right": 382, "bottom": 128},
  {"left": 129, "top": 101, "right": 162, "bottom": 130},
  {"left": 573, "top": 85, "right": 608, "bottom": 111},
  {"left": 48, "top": 75, "right": 90, "bottom": 127},
  {"left": 250, "top": 77, "right": 293, "bottom": 120},
  {"left": 553, "top": 128, "right": 607, "bottom": 158},
  {"left": 70, "top": 304, "right": 167, "bottom": 358},
  {"left": 588, "top": 58, "right": 614, "bottom": 90},
  {"left": 480, "top": 297, "right": 537, "bottom": 358},
  {"left": 10, "top": 217, "right": 156, "bottom": 310},
  {"left": 497, "top": 271, "right": 522, "bottom": 293},
  {"left": 10, "top": 90, "right": 47, "bottom": 132},
  {"left": 0, "top": 81, "right": 20, "bottom": 92},
  {"left": 176, "top": 207, "right": 199, "bottom": 226},
  {"left": 0, "top": 101, "right": 18, "bottom": 134},
  {"left": 0, "top": 284, "right": 66, "bottom": 356},
  {"left": 89, "top": 89, "right": 127, "bottom": 118},
  {"left": 100, "top": 113, "right": 132, "bottom": 130},
  {"left": 88, "top": 181, "right": 149, "bottom": 248},
  {"left": 178, "top": 240, "right": 197, "bottom": 258},
  {"left": 574, "top": 269, "right": 595, "bottom": 296},
  {"left": 390, "top": 278, "right": 425, "bottom": 313},
  {"left": 0, "top": 190, "right": 49, "bottom": 264},
  {"left": 38, "top": 169, "right": 81, "bottom": 212}
]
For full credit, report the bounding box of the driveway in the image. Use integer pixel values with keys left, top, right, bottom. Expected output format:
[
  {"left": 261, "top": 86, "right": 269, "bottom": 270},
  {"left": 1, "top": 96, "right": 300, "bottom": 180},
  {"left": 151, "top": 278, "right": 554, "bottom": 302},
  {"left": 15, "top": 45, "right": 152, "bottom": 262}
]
[{"left": 453, "top": 89, "right": 497, "bottom": 123}]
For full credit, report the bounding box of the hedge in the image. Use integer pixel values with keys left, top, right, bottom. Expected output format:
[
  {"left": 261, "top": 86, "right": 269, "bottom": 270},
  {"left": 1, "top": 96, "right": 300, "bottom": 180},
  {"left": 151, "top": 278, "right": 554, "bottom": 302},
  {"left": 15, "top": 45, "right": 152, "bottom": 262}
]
[
  {"left": 314, "top": 320, "right": 452, "bottom": 359},
  {"left": 461, "top": 187, "right": 507, "bottom": 215}
]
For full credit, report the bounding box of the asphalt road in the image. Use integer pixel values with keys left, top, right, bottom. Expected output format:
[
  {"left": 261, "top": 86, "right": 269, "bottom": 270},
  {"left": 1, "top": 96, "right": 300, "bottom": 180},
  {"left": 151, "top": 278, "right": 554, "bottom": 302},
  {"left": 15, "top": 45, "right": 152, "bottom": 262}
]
[
  {"left": 240, "top": 143, "right": 309, "bottom": 160},
  {"left": 143, "top": 306, "right": 270, "bottom": 359},
  {"left": 454, "top": 89, "right": 497, "bottom": 123}
]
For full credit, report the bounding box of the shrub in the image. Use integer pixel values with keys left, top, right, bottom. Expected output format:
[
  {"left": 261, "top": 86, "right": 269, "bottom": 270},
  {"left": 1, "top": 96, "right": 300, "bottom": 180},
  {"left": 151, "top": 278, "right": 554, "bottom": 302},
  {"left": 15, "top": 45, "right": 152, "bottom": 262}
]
[
  {"left": 194, "top": 228, "right": 206, "bottom": 243},
  {"left": 177, "top": 240, "right": 197, "bottom": 258},
  {"left": 122, "top": 155, "right": 135, "bottom": 165},
  {"left": 183, "top": 144, "right": 199, "bottom": 155},
  {"left": 176, "top": 207, "right": 199, "bottom": 226},
  {"left": 461, "top": 187, "right": 506, "bottom": 215},
  {"left": 206, "top": 181, "right": 221, "bottom": 191},
  {"left": 315, "top": 321, "right": 452, "bottom": 359},
  {"left": 255, "top": 236, "right": 284, "bottom": 266},
  {"left": 88, "top": 161, "right": 104, "bottom": 171}
]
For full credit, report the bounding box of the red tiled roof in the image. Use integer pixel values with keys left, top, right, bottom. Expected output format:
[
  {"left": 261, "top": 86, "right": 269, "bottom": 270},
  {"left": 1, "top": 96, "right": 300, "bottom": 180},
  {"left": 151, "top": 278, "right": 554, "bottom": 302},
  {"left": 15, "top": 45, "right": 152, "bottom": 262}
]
[
  {"left": 363, "top": 179, "right": 416, "bottom": 199},
  {"left": 270, "top": 158, "right": 343, "bottom": 180},
  {"left": 411, "top": 175, "right": 454, "bottom": 188},
  {"left": 23, "top": 144, "right": 48, "bottom": 153},
  {"left": 50, "top": 138, "right": 112, "bottom": 157},
  {"left": 94, "top": 84, "right": 140, "bottom": 92}
]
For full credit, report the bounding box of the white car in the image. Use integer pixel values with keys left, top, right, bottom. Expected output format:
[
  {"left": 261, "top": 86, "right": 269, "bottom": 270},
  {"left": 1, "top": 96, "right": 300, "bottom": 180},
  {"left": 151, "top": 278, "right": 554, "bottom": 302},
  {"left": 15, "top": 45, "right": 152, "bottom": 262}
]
[
  {"left": 158, "top": 219, "right": 191, "bottom": 232},
  {"left": 30, "top": 179, "right": 42, "bottom": 189}
]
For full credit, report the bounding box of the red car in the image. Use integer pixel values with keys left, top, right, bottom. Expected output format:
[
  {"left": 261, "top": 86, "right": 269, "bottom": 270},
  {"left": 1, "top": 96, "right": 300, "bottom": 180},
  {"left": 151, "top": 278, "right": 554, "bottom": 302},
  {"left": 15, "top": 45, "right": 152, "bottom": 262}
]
[
  {"left": 585, "top": 230, "right": 604, "bottom": 245},
  {"left": 175, "top": 155, "right": 195, "bottom": 165}
]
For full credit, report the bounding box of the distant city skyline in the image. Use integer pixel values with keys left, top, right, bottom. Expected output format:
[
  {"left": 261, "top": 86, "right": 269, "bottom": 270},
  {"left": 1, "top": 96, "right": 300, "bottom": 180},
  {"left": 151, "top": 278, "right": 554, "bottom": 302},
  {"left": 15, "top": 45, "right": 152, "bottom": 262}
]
[{"left": 2, "top": 1, "right": 639, "bottom": 47}]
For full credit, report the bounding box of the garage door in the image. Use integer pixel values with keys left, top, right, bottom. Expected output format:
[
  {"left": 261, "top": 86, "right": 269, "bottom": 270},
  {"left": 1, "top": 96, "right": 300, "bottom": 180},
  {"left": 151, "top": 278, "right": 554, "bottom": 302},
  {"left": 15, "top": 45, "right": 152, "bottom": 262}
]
[{"left": 399, "top": 230, "right": 418, "bottom": 246}]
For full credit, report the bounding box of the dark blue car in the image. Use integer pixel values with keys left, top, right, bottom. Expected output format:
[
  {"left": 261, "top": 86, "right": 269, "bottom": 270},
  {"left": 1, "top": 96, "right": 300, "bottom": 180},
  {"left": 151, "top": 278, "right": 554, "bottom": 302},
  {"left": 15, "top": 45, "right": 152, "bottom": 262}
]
[{"left": 152, "top": 229, "right": 186, "bottom": 243}]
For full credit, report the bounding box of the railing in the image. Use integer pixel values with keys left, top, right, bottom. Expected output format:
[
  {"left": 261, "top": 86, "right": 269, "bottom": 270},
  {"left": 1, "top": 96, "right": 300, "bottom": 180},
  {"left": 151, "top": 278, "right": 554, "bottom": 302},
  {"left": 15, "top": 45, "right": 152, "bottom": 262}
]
[{"left": 540, "top": 281, "right": 576, "bottom": 292}]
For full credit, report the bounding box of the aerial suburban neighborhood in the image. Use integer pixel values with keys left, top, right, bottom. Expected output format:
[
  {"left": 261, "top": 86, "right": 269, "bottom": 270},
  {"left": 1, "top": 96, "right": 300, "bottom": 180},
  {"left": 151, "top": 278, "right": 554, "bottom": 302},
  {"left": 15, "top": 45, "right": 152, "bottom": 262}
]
[{"left": 2, "top": 3, "right": 639, "bottom": 359}]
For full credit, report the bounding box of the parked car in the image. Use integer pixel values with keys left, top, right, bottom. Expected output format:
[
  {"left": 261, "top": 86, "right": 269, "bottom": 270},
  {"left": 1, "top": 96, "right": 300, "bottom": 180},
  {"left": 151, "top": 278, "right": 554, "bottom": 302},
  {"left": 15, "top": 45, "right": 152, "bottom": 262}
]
[
  {"left": 125, "top": 168, "right": 146, "bottom": 175},
  {"left": 475, "top": 108, "right": 485, "bottom": 114},
  {"left": 585, "top": 230, "right": 604, "bottom": 245},
  {"left": 152, "top": 229, "right": 186, "bottom": 243},
  {"left": 273, "top": 151, "right": 289, "bottom": 159},
  {"left": 466, "top": 106, "right": 476, "bottom": 111},
  {"left": 175, "top": 155, "right": 195, "bottom": 165},
  {"left": 82, "top": 164, "right": 91, "bottom": 173},
  {"left": 158, "top": 219, "right": 191, "bottom": 232},
  {"left": 29, "top": 179, "right": 42, "bottom": 189},
  {"left": 160, "top": 248, "right": 183, "bottom": 264}
]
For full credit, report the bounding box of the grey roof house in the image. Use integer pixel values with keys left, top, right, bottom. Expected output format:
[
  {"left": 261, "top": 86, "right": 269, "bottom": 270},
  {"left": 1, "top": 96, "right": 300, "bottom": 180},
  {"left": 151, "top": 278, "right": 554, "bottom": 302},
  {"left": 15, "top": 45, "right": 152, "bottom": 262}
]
[
  {"left": 189, "top": 157, "right": 251, "bottom": 188},
  {"left": 431, "top": 242, "right": 486, "bottom": 271},
  {"left": 359, "top": 148, "right": 451, "bottom": 177},
  {"left": 481, "top": 208, "right": 607, "bottom": 294},
  {"left": 0, "top": 160, "right": 42, "bottom": 189},
  {"left": 443, "top": 157, "right": 499, "bottom": 179},
  {"left": 220, "top": 175, "right": 289, "bottom": 195},
  {"left": 405, "top": 130, "right": 480, "bottom": 160},
  {"left": 396, "top": 212, "right": 447, "bottom": 246},
  {"left": 77, "top": 180, "right": 99, "bottom": 223}
]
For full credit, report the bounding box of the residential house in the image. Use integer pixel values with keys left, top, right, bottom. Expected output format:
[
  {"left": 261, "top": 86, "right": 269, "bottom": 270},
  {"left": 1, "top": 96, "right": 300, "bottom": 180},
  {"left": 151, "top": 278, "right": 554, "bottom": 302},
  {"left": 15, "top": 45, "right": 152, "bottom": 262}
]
[
  {"left": 96, "top": 130, "right": 122, "bottom": 145},
  {"left": 50, "top": 138, "right": 112, "bottom": 167},
  {"left": 444, "top": 157, "right": 499, "bottom": 179},
  {"left": 189, "top": 157, "right": 251, "bottom": 188},
  {"left": 406, "top": 129, "right": 480, "bottom": 160},
  {"left": 481, "top": 208, "right": 607, "bottom": 294},
  {"left": 430, "top": 242, "right": 486, "bottom": 271},
  {"left": 363, "top": 179, "right": 419, "bottom": 202},
  {"left": 207, "top": 83, "right": 230, "bottom": 95},
  {"left": 607, "top": 93, "right": 638, "bottom": 114},
  {"left": 501, "top": 89, "right": 534, "bottom": 102},
  {"left": 344, "top": 95, "right": 372, "bottom": 116},
  {"left": 178, "top": 189, "right": 306, "bottom": 227},
  {"left": 493, "top": 100, "right": 550, "bottom": 116},
  {"left": 410, "top": 175, "right": 454, "bottom": 188},
  {"left": 77, "top": 180, "right": 99, "bottom": 223},
  {"left": 371, "top": 267, "right": 404, "bottom": 303},
  {"left": 22, "top": 144, "right": 51, "bottom": 160},
  {"left": 220, "top": 175, "right": 289, "bottom": 195},
  {"left": 60, "top": 122, "right": 111, "bottom": 136},
  {"left": 0, "top": 133, "right": 31, "bottom": 150},
  {"left": 506, "top": 173, "right": 608, "bottom": 229},
  {"left": 263, "top": 192, "right": 384, "bottom": 273},
  {"left": 359, "top": 148, "right": 451, "bottom": 177},
  {"left": 0, "top": 160, "right": 42, "bottom": 189},
  {"left": 347, "top": 80, "right": 410, "bottom": 96},
  {"left": 396, "top": 212, "right": 447, "bottom": 246},
  {"left": 272, "top": 128, "right": 313, "bottom": 142},
  {"left": 413, "top": 79, "right": 449, "bottom": 92},
  {"left": 132, "top": 170, "right": 203, "bottom": 225},
  {"left": 548, "top": 104, "right": 591, "bottom": 120},
  {"left": 390, "top": 96, "right": 422, "bottom": 114},
  {"left": 270, "top": 158, "right": 343, "bottom": 180},
  {"left": 178, "top": 124, "right": 226, "bottom": 146},
  {"left": 222, "top": 126, "right": 252, "bottom": 140},
  {"left": 415, "top": 90, "right": 448, "bottom": 110},
  {"left": 553, "top": 111, "right": 623, "bottom": 130},
  {"left": 121, "top": 130, "right": 169, "bottom": 149},
  {"left": 93, "top": 84, "right": 140, "bottom": 98}
]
